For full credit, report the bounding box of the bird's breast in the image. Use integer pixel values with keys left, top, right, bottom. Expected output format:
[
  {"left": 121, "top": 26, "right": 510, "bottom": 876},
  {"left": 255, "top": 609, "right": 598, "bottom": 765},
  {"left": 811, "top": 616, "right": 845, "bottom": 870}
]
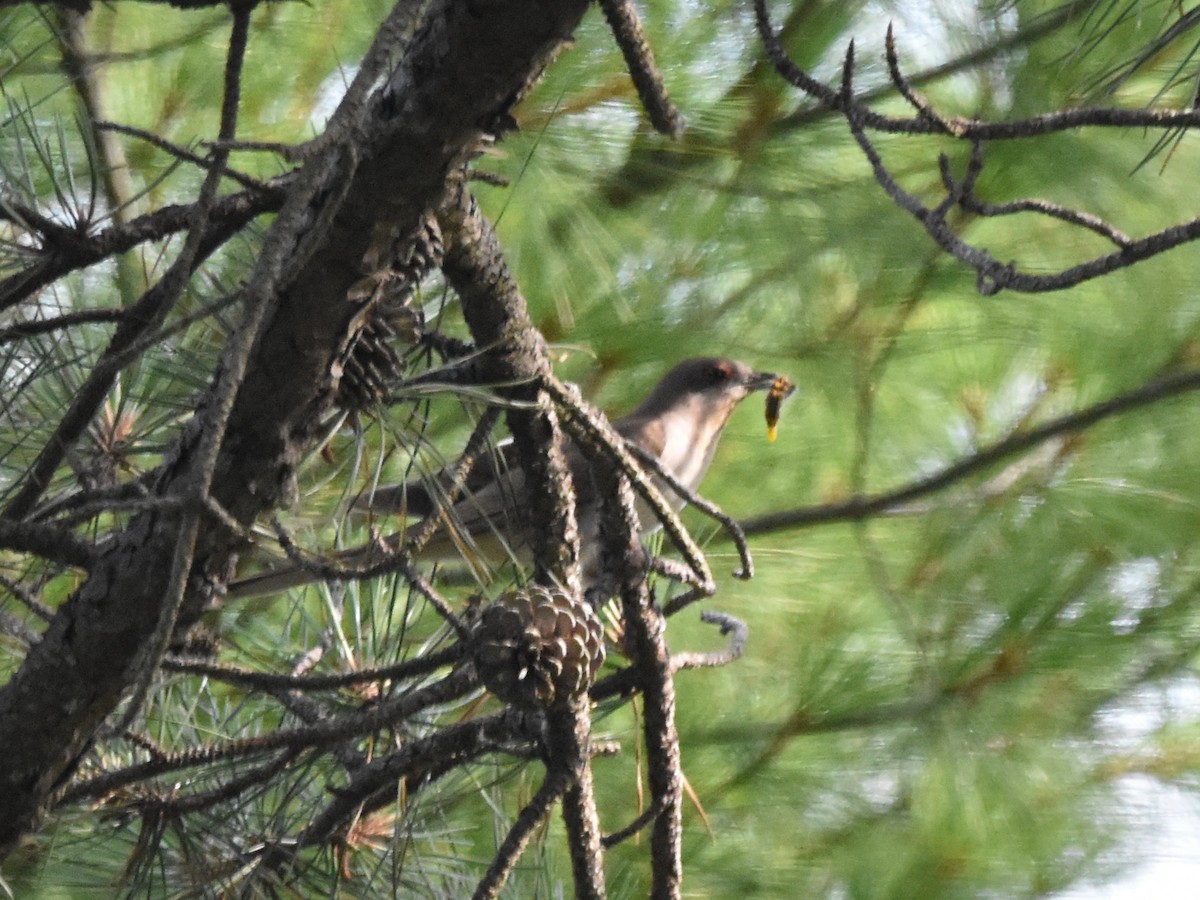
[{"left": 655, "top": 410, "right": 725, "bottom": 496}]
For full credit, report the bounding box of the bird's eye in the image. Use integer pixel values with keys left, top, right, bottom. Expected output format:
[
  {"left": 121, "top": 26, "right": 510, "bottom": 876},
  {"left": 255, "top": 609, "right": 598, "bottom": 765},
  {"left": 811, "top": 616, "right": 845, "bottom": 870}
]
[{"left": 711, "top": 361, "right": 733, "bottom": 382}]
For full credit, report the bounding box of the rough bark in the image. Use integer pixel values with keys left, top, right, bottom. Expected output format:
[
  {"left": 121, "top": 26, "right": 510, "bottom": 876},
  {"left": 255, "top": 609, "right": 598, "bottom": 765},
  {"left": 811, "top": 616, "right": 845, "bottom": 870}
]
[{"left": 0, "top": 0, "right": 590, "bottom": 858}]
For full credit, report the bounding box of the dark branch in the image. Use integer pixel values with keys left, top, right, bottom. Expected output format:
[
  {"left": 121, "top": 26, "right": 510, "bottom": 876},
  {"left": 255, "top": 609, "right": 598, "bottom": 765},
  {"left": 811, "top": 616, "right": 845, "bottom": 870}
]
[
  {"left": 439, "top": 183, "right": 584, "bottom": 593},
  {"left": 754, "top": 0, "right": 1200, "bottom": 294},
  {"left": 603, "top": 801, "right": 663, "bottom": 848},
  {"left": 286, "top": 712, "right": 532, "bottom": 857},
  {"left": 162, "top": 644, "right": 465, "bottom": 692},
  {"left": 741, "top": 366, "right": 1200, "bottom": 535},
  {"left": 0, "top": 307, "right": 126, "bottom": 344},
  {"left": 598, "top": 0, "right": 684, "bottom": 138},
  {"left": 0, "top": 185, "right": 282, "bottom": 312},
  {"left": 135, "top": 751, "right": 298, "bottom": 818},
  {"left": 589, "top": 443, "right": 682, "bottom": 897},
  {"left": 0, "top": 519, "right": 94, "bottom": 569},
  {"left": 547, "top": 702, "right": 606, "bottom": 900}
]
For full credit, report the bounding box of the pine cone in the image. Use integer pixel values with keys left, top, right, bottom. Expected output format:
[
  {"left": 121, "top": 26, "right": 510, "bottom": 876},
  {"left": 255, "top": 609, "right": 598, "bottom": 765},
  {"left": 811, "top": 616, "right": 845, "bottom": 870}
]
[
  {"left": 334, "top": 214, "right": 443, "bottom": 411},
  {"left": 473, "top": 586, "right": 605, "bottom": 707},
  {"left": 392, "top": 215, "right": 443, "bottom": 285},
  {"left": 333, "top": 311, "right": 404, "bottom": 410}
]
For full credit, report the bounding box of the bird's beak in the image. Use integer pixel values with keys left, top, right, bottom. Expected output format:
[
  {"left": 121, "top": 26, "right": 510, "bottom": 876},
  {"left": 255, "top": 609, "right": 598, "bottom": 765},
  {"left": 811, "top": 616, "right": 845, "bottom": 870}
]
[{"left": 747, "top": 371, "right": 782, "bottom": 392}]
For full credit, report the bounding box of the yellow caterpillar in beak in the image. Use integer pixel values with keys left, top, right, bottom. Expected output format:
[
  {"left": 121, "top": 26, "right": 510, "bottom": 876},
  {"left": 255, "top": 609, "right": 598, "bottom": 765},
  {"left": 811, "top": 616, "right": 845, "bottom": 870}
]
[{"left": 765, "top": 374, "right": 796, "bottom": 442}]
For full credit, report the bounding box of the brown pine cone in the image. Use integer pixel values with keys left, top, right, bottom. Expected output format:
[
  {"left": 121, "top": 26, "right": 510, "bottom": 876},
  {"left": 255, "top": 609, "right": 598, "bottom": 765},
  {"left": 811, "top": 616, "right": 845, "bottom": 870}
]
[
  {"left": 473, "top": 586, "right": 605, "bottom": 708},
  {"left": 334, "top": 214, "right": 444, "bottom": 411}
]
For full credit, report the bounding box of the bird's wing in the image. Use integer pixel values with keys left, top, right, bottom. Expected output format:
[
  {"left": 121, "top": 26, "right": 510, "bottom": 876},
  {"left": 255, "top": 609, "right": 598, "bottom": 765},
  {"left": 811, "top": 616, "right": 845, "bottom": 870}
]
[
  {"left": 358, "top": 437, "right": 524, "bottom": 519},
  {"left": 615, "top": 413, "right": 666, "bottom": 459}
]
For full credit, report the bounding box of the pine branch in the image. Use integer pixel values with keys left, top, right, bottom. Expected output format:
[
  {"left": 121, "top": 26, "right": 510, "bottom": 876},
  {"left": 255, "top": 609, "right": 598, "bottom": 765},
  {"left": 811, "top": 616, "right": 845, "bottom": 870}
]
[
  {"left": 55, "top": 666, "right": 479, "bottom": 807},
  {"left": 741, "top": 366, "right": 1200, "bottom": 536},
  {"left": 753, "top": 0, "right": 1200, "bottom": 294},
  {"left": 161, "top": 644, "right": 464, "bottom": 693}
]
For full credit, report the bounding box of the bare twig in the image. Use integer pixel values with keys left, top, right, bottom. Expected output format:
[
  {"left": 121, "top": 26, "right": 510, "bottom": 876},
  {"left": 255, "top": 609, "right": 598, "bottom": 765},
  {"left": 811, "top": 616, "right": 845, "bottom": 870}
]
[
  {"left": 602, "top": 800, "right": 662, "bottom": 848},
  {"left": 96, "top": 120, "right": 272, "bottom": 193},
  {"left": 660, "top": 585, "right": 710, "bottom": 617},
  {"left": 0, "top": 307, "right": 126, "bottom": 344},
  {"left": 400, "top": 564, "right": 473, "bottom": 641},
  {"left": 758, "top": 0, "right": 1200, "bottom": 138},
  {"left": 473, "top": 766, "right": 570, "bottom": 900},
  {"left": 162, "top": 644, "right": 464, "bottom": 692},
  {"left": 670, "top": 611, "right": 747, "bottom": 672},
  {"left": 883, "top": 23, "right": 955, "bottom": 133},
  {"left": 625, "top": 441, "right": 753, "bottom": 580},
  {"left": 753, "top": 0, "right": 1200, "bottom": 294},
  {"left": 781, "top": 4, "right": 1081, "bottom": 132},
  {"left": 202, "top": 137, "right": 306, "bottom": 159},
  {"left": 941, "top": 140, "right": 1132, "bottom": 247}
]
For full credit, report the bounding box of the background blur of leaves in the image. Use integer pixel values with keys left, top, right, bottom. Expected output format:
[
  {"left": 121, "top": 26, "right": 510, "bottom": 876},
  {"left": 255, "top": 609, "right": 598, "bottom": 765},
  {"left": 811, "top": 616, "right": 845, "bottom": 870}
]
[{"left": 5, "top": 0, "right": 1200, "bottom": 895}]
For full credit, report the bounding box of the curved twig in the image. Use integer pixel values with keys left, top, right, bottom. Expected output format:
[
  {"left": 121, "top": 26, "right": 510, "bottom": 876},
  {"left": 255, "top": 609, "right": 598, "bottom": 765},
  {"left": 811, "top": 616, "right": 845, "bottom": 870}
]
[
  {"left": 544, "top": 374, "right": 714, "bottom": 594},
  {"left": 670, "top": 611, "right": 748, "bottom": 672},
  {"left": 625, "top": 441, "right": 754, "bottom": 580},
  {"left": 602, "top": 800, "right": 664, "bottom": 848},
  {"left": 96, "top": 120, "right": 271, "bottom": 193}
]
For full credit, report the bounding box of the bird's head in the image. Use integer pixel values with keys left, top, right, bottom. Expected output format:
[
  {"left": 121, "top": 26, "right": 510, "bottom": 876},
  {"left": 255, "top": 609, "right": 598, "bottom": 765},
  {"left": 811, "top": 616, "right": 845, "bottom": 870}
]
[{"left": 630, "top": 357, "right": 780, "bottom": 424}]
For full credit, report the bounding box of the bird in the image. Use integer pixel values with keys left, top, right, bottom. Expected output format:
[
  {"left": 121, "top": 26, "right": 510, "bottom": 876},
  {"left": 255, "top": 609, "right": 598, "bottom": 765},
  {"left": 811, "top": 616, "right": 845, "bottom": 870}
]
[{"left": 227, "top": 357, "right": 786, "bottom": 599}]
